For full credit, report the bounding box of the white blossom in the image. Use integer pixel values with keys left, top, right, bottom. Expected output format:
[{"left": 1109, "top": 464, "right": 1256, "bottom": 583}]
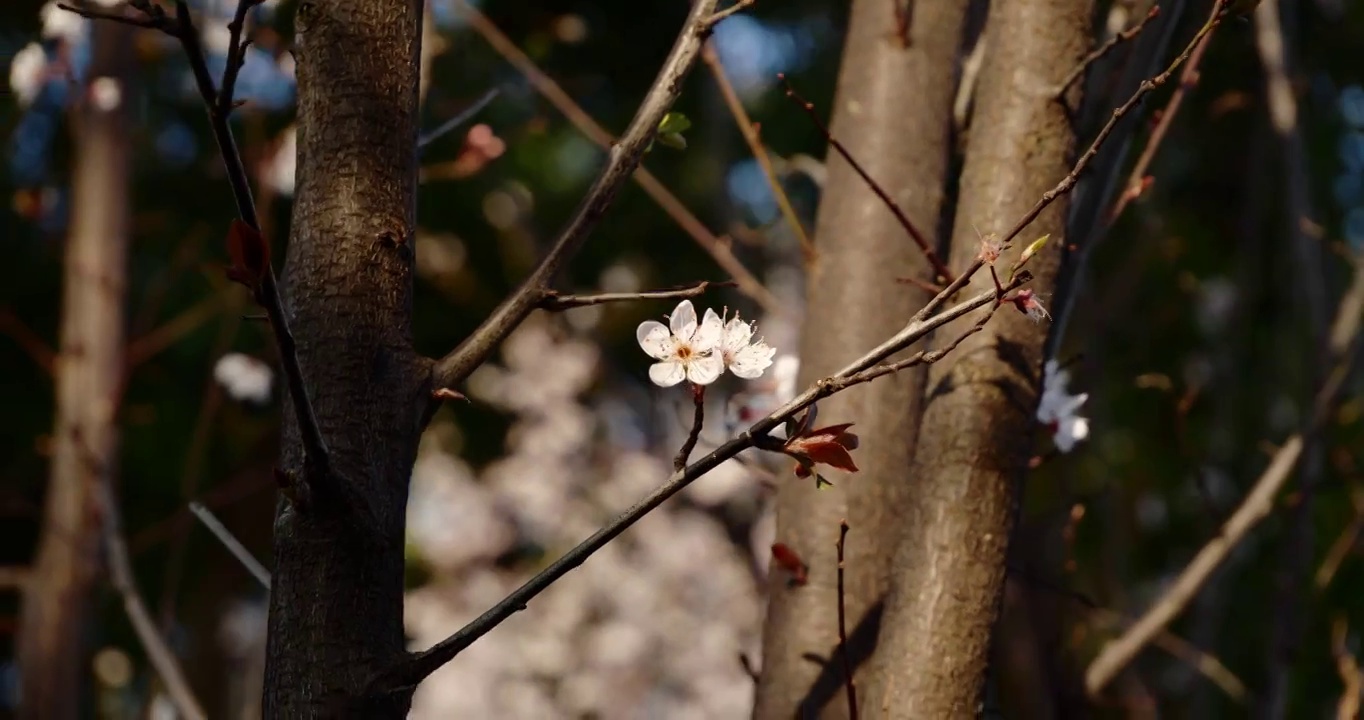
[
  {"left": 636, "top": 300, "right": 724, "bottom": 387},
  {"left": 1037, "top": 359, "right": 1089, "bottom": 452},
  {"left": 717, "top": 312, "right": 775, "bottom": 379},
  {"left": 40, "top": 1, "right": 86, "bottom": 43},
  {"left": 88, "top": 76, "right": 121, "bottom": 112},
  {"left": 9, "top": 43, "right": 47, "bottom": 107},
  {"left": 213, "top": 352, "right": 273, "bottom": 404}
]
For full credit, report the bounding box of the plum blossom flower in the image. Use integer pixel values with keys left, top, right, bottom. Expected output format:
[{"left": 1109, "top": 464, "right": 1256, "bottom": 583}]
[
  {"left": 1037, "top": 359, "right": 1089, "bottom": 452},
  {"left": 718, "top": 312, "right": 775, "bottom": 379},
  {"left": 213, "top": 352, "right": 273, "bottom": 404},
  {"left": 637, "top": 300, "right": 724, "bottom": 387},
  {"left": 1011, "top": 288, "right": 1051, "bottom": 323}
]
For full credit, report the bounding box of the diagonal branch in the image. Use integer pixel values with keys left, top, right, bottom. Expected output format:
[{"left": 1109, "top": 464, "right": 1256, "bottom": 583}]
[
  {"left": 431, "top": 0, "right": 732, "bottom": 392},
  {"left": 701, "top": 44, "right": 815, "bottom": 263},
  {"left": 454, "top": 1, "right": 778, "bottom": 312},
  {"left": 779, "top": 75, "right": 953, "bottom": 284},
  {"left": 69, "top": 1, "right": 333, "bottom": 482},
  {"left": 1084, "top": 251, "right": 1364, "bottom": 697},
  {"left": 539, "top": 280, "right": 732, "bottom": 311},
  {"left": 366, "top": 271, "right": 1031, "bottom": 698}
]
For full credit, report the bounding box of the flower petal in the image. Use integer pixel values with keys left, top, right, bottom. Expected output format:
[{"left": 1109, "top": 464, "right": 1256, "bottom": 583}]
[
  {"left": 690, "top": 308, "right": 724, "bottom": 353},
  {"left": 722, "top": 317, "right": 753, "bottom": 353},
  {"left": 685, "top": 353, "right": 725, "bottom": 385},
  {"left": 669, "top": 300, "right": 698, "bottom": 340},
  {"left": 648, "top": 361, "right": 687, "bottom": 387},
  {"left": 730, "top": 341, "right": 776, "bottom": 379},
  {"left": 637, "top": 320, "right": 675, "bottom": 359}
]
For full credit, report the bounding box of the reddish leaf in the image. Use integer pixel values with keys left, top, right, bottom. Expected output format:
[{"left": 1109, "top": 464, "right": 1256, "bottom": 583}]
[
  {"left": 785, "top": 423, "right": 860, "bottom": 474},
  {"left": 770, "top": 543, "right": 808, "bottom": 586},
  {"left": 226, "top": 219, "right": 270, "bottom": 289}
]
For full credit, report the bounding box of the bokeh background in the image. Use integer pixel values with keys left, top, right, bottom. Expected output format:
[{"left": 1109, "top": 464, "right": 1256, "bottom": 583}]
[{"left": 4, "top": 0, "right": 1364, "bottom": 717}]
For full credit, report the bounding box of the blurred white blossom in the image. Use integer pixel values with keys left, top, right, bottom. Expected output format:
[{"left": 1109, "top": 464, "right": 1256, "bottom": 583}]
[
  {"left": 637, "top": 300, "right": 724, "bottom": 387},
  {"left": 9, "top": 43, "right": 46, "bottom": 107},
  {"left": 88, "top": 76, "right": 121, "bottom": 112},
  {"left": 213, "top": 353, "right": 273, "bottom": 404},
  {"left": 1038, "top": 360, "right": 1090, "bottom": 452},
  {"left": 405, "top": 319, "right": 762, "bottom": 718},
  {"left": 40, "top": 1, "right": 85, "bottom": 43}
]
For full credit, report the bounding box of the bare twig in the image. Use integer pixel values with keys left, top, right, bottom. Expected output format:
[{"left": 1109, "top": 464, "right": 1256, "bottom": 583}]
[
  {"left": 1334, "top": 616, "right": 1363, "bottom": 720},
  {"left": 919, "top": 0, "right": 1228, "bottom": 324},
  {"left": 892, "top": 0, "right": 912, "bottom": 46},
  {"left": 74, "top": 0, "right": 333, "bottom": 484},
  {"left": 0, "top": 566, "right": 31, "bottom": 590},
  {"left": 1315, "top": 486, "right": 1364, "bottom": 590},
  {"left": 189, "top": 502, "right": 272, "bottom": 590},
  {"left": 455, "top": 1, "right": 778, "bottom": 313},
  {"left": 1088, "top": 607, "right": 1246, "bottom": 701},
  {"left": 87, "top": 454, "right": 206, "bottom": 720},
  {"left": 418, "top": 87, "right": 500, "bottom": 151},
  {"left": 365, "top": 272, "right": 1031, "bottom": 698},
  {"left": 836, "top": 520, "right": 858, "bottom": 719},
  {"left": 1085, "top": 252, "right": 1364, "bottom": 696},
  {"left": 674, "top": 385, "right": 706, "bottom": 470},
  {"left": 0, "top": 306, "right": 55, "bottom": 375},
  {"left": 125, "top": 293, "right": 232, "bottom": 367},
  {"left": 701, "top": 45, "right": 814, "bottom": 263},
  {"left": 704, "top": 0, "right": 757, "bottom": 28},
  {"left": 432, "top": 0, "right": 736, "bottom": 392},
  {"left": 1054, "top": 6, "right": 1162, "bottom": 97},
  {"left": 539, "top": 281, "right": 732, "bottom": 311},
  {"left": 1106, "top": 16, "right": 1214, "bottom": 225},
  {"left": 779, "top": 75, "right": 953, "bottom": 284}
]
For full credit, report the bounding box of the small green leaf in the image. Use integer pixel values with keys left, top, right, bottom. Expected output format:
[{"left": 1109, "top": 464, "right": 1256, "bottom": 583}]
[
  {"left": 815, "top": 474, "right": 834, "bottom": 489},
  {"left": 657, "top": 132, "right": 687, "bottom": 150},
  {"left": 658, "top": 111, "right": 691, "bottom": 135}
]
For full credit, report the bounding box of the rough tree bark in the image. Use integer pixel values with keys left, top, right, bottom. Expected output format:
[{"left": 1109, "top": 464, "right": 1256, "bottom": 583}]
[
  {"left": 754, "top": 1, "right": 969, "bottom": 717},
  {"left": 262, "top": 1, "right": 430, "bottom": 717},
  {"left": 16, "top": 23, "right": 133, "bottom": 720},
  {"left": 863, "top": 0, "right": 1093, "bottom": 714}
]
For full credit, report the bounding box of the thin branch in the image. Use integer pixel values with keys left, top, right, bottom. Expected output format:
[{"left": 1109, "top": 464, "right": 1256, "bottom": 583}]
[
  {"left": 432, "top": 0, "right": 729, "bottom": 391},
  {"left": 836, "top": 519, "right": 858, "bottom": 720},
  {"left": 418, "top": 87, "right": 501, "bottom": 152},
  {"left": 1334, "top": 616, "right": 1363, "bottom": 720},
  {"left": 125, "top": 293, "right": 231, "bottom": 367},
  {"left": 539, "top": 280, "right": 732, "bottom": 311},
  {"left": 1315, "top": 486, "right": 1364, "bottom": 590},
  {"left": 0, "top": 306, "right": 55, "bottom": 375},
  {"left": 892, "top": 0, "right": 912, "bottom": 46},
  {"left": 779, "top": 75, "right": 953, "bottom": 284},
  {"left": 79, "top": 1, "right": 333, "bottom": 484},
  {"left": 188, "top": 502, "right": 271, "bottom": 590},
  {"left": 674, "top": 385, "right": 706, "bottom": 470},
  {"left": 704, "top": 0, "right": 757, "bottom": 28},
  {"left": 82, "top": 443, "right": 206, "bottom": 720},
  {"left": 1088, "top": 607, "right": 1246, "bottom": 702},
  {"left": 1053, "top": 6, "right": 1162, "bottom": 98},
  {"left": 454, "top": 1, "right": 778, "bottom": 313},
  {"left": 701, "top": 44, "right": 815, "bottom": 263},
  {"left": 365, "top": 272, "right": 1031, "bottom": 698},
  {"left": 1085, "top": 251, "right": 1364, "bottom": 697},
  {"left": 1106, "top": 15, "right": 1214, "bottom": 225},
  {"left": 918, "top": 0, "right": 1229, "bottom": 323}
]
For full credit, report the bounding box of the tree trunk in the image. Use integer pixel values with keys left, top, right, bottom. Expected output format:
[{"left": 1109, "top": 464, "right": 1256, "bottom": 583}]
[
  {"left": 754, "top": 1, "right": 969, "bottom": 717},
  {"left": 262, "top": 2, "right": 429, "bottom": 717},
  {"left": 16, "top": 23, "right": 133, "bottom": 720},
  {"left": 864, "top": 0, "right": 1093, "bottom": 713}
]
